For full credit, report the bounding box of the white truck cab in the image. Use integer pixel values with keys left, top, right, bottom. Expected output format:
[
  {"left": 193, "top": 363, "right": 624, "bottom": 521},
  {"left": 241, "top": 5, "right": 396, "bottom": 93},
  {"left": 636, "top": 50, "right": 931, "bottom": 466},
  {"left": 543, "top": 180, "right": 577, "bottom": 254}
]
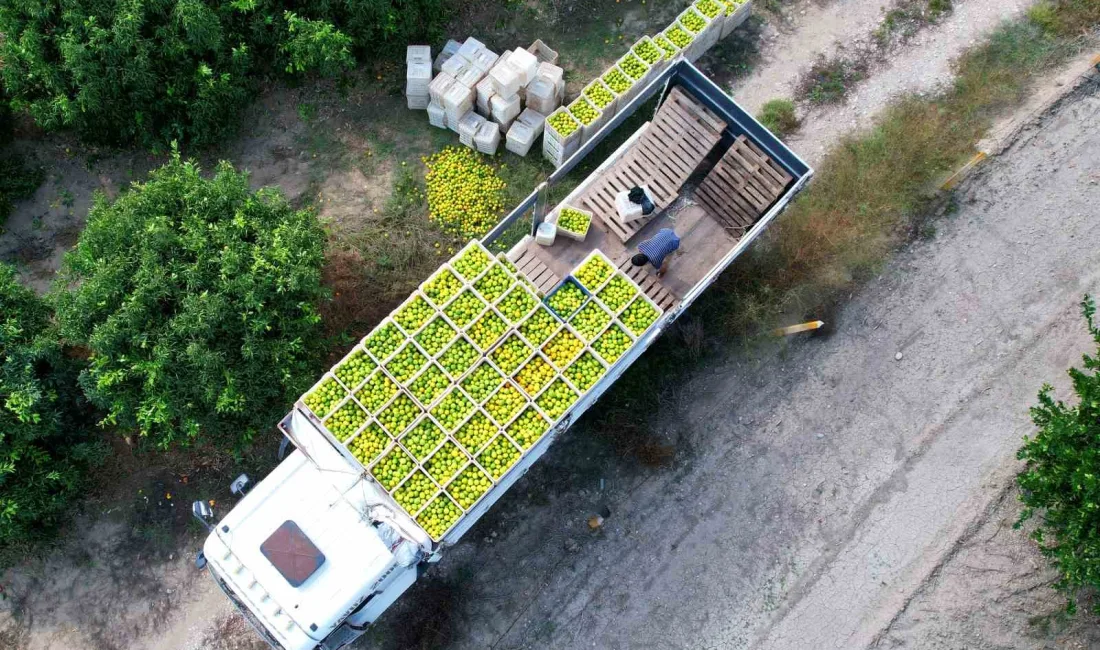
[{"left": 197, "top": 410, "right": 429, "bottom": 650}]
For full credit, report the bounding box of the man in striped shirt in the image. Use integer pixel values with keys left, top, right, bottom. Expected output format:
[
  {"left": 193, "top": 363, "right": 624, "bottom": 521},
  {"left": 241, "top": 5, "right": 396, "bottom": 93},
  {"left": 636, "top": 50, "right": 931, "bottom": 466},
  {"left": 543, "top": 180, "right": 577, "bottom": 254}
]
[{"left": 632, "top": 227, "right": 681, "bottom": 278}]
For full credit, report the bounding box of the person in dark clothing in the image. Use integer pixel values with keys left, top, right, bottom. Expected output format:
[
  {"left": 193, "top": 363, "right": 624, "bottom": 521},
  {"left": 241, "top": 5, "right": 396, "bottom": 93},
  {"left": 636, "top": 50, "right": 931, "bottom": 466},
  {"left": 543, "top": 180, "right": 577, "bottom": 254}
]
[{"left": 632, "top": 228, "right": 680, "bottom": 278}]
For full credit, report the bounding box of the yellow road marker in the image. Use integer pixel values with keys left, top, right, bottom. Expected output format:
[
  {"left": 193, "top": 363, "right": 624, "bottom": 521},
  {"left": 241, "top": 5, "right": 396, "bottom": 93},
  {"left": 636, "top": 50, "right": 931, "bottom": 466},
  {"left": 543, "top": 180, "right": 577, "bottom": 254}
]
[{"left": 773, "top": 320, "right": 825, "bottom": 336}]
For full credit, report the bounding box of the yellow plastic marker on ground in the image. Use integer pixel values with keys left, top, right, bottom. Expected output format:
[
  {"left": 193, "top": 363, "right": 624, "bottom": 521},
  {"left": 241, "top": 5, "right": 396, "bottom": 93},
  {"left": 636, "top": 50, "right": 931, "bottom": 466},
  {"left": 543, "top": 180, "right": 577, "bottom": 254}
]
[{"left": 772, "top": 320, "right": 825, "bottom": 336}]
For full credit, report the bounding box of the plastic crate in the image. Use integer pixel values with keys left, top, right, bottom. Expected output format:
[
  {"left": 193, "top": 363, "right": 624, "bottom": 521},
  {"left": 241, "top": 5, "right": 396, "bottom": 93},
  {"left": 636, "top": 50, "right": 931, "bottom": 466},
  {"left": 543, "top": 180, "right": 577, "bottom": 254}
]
[{"left": 543, "top": 277, "right": 591, "bottom": 321}]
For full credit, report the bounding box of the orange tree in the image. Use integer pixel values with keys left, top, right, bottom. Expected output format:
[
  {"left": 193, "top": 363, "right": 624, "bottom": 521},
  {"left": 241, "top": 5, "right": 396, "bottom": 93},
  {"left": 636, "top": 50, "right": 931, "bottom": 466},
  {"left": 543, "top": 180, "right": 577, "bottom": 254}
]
[
  {"left": 1017, "top": 295, "right": 1100, "bottom": 614},
  {"left": 53, "top": 152, "right": 327, "bottom": 450}
]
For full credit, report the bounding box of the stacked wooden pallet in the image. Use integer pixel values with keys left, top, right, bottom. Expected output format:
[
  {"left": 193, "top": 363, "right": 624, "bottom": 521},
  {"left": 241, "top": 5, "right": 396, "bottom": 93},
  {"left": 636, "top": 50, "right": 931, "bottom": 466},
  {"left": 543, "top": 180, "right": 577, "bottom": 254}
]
[
  {"left": 579, "top": 87, "right": 727, "bottom": 244},
  {"left": 694, "top": 135, "right": 793, "bottom": 236}
]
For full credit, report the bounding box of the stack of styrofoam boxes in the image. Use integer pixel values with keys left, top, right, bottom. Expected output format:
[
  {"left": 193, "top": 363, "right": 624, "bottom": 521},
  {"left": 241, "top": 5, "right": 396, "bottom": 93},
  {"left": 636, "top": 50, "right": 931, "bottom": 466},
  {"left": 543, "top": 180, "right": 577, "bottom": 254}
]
[
  {"left": 444, "top": 77, "right": 476, "bottom": 132},
  {"left": 488, "top": 53, "right": 522, "bottom": 119},
  {"left": 543, "top": 108, "right": 582, "bottom": 167},
  {"left": 506, "top": 108, "right": 545, "bottom": 157},
  {"left": 434, "top": 39, "right": 461, "bottom": 74},
  {"left": 406, "top": 46, "right": 432, "bottom": 110},
  {"left": 476, "top": 77, "right": 495, "bottom": 118},
  {"left": 523, "top": 62, "right": 564, "bottom": 118},
  {"left": 490, "top": 93, "right": 521, "bottom": 134},
  {"left": 428, "top": 72, "right": 456, "bottom": 129}
]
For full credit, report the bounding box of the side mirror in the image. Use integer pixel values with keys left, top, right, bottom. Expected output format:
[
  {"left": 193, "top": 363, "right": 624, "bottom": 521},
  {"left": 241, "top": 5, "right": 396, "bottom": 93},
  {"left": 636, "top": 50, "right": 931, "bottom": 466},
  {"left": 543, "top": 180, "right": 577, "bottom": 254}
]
[
  {"left": 192, "top": 500, "right": 215, "bottom": 532},
  {"left": 195, "top": 551, "right": 208, "bottom": 570},
  {"left": 230, "top": 474, "right": 252, "bottom": 497}
]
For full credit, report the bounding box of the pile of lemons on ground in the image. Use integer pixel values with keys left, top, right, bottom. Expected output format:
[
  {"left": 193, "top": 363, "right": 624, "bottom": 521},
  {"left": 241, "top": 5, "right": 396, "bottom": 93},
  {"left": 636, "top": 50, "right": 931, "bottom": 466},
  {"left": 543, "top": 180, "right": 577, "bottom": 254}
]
[{"left": 424, "top": 147, "right": 506, "bottom": 239}]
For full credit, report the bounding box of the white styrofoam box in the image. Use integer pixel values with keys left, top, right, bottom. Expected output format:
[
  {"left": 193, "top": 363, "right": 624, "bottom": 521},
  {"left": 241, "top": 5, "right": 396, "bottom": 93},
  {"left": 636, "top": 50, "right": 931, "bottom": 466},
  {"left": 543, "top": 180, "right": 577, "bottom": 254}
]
[
  {"left": 476, "top": 76, "right": 496, "bottom": 104},
  {"left": 457, "top": 37, "right": 485, "bottom": 60},
  {"left": 614, "top": 186, "right": 654, "bottom": 224},
  {"left": 536, "top": 61, "right": 564, "bottom": 87},
  {"left": 429, "top": 72, "right": 456, "bottom": 104},
  {"left": 496, "top": 115, "right": 514, "bottom": 135},
  {"left": 427, "top": 102, "right": 447, "bottom": 129},
  {"left": 458, "top": 111, "right": 486, "bottom": 147},
  {"left": 582, "top": 79, "right": 618, "bottom": 122},
  {"left": 508, "top": 47, "right": 539, "bottom": 87},
  {"left": 407, "top": 94, "right": 430, "bottom": 110},
  {"left": 469, "top": 48, "right": 500, "bottom": 74},
  {"left": 516, "top": 108, "right": 545, "bottom": 135},
  {"left": 489, "top": 61, "right": 522, "bottom": 98},
  {"left": 725, "top": 0, "right": 753, "bottom": 36},
  {"left": 490, "top": 93, "right": 521, "bottom": 125},
  {"left": 455, "top": 65, "right": 485, "bottom": 89},
  {"left": 535, "top": 221, "right": 557, "bottom": 246},
  {"left": 506, "top": 122, "right": 537, "bottom": 157},
  {"left": 524, "top": 77, "right": 558, "bottom": 115},
  {"left": 444, "top": 83, "right": 476, "bottom": 112},
  {"left": 441, "top": 53, "right": 470, "bottom": 78},
  {"left": 550, "top": 206, "right": 593, "bottom": 241},
  {"left": 631, "top": 35, "right": 669, "bottom": 77},
  {"left": 475, "top": 122, "right": 501, "bottom": 155},
  {"left": 476, "top": 77, "right": 495, "bottom": 115},
  {"left": 556, "top": 78, "right": 566, "bottom": 102},
  {"left": 434, "top": 39, "right": 461, "bottom": 72},
  {"left": 406, "top": 61, "right": 432, "bottom": 86},
  {"left": 407, "top": 45, "right": 431, "bottom": 65},
  {"left": 542, "top": 108, "right": 581, "bottom": 167}
]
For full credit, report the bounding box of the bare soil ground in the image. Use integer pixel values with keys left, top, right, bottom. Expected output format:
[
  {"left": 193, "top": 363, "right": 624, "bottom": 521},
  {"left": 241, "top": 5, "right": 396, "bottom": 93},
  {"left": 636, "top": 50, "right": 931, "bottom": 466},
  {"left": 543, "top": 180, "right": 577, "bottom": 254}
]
[{"left": 3, "top": 1, "right": 1098, "bottom": 649}]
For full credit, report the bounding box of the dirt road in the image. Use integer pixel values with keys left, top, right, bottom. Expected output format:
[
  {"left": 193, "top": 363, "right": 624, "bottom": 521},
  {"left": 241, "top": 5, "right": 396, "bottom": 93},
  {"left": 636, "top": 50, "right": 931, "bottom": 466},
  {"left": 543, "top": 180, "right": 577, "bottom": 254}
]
[{"left": 359, "top": 74, "right": 1100, "bottom": 650}]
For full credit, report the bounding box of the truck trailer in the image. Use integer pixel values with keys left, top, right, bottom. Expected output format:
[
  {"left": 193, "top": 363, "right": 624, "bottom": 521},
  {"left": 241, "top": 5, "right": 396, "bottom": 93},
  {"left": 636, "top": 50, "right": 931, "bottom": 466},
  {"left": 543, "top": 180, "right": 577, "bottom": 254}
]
[{"left": 192, "top": 58, "right": 812, "bottom": 650}]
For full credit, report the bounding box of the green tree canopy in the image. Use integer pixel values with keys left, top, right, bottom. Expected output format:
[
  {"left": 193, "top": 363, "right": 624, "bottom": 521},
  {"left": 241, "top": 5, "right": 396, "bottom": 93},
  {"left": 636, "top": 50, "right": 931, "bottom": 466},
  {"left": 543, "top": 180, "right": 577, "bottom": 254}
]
[
  {"left": 1017, "top": 295, "right": 1100, "bottom": 614},
  {"left": 53, "top": 152, "right": 327, "bottom": 449},
  {"left": 0, "top": 0, "right": 446, "bottom": 147},
  {"left": 0, "top": 264, "right": 101, "bottom": 544}
]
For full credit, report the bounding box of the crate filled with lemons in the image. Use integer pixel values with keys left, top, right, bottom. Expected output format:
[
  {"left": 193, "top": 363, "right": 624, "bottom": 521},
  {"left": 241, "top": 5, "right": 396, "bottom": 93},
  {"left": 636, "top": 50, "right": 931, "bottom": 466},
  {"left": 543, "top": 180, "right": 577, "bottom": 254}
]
[{"left": 296, "top": 243, "right": 662, "bottom": 541}]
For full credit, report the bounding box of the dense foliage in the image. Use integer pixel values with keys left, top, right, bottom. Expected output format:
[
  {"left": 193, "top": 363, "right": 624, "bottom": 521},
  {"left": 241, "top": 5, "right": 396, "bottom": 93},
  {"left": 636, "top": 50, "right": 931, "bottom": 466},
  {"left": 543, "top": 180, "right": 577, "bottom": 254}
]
[
  {"left": 0, "top": 264, "right": 101, "bottom": 545},
  {"left": 0, "top": 0, "right": 448, "bottom": 147},
  {"left": 53, "top": 153, "right": 327, "bottom": 449},
  {"left": 1017, "top": 296, "right": 1100, "bottom": 614}
]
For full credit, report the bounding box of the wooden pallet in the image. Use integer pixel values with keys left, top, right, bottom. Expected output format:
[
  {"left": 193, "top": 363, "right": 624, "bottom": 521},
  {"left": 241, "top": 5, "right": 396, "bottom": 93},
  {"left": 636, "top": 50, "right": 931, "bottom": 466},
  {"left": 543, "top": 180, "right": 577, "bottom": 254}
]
[
  {"left": 616, "top": 257, "right": 679, "bottom": 312},
  {"left": 507, "top": 240, "right": 561, "bottom": 295},
  {"left": 695, "top": 136, "right": 794, "bottom": 236},
  {"left": 580, "top": 87, "right": 727, "bottom": 244}
]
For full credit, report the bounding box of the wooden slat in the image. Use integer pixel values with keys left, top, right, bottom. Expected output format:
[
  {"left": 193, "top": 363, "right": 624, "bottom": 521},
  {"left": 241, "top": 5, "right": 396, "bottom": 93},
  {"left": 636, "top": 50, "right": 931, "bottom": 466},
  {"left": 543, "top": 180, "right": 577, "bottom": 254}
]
[
  {"left": 695, "top": 134, "right": 794, "bottom": 236},
  {"left": 573, "top": 86, "right": 728, "bottom": 244}
]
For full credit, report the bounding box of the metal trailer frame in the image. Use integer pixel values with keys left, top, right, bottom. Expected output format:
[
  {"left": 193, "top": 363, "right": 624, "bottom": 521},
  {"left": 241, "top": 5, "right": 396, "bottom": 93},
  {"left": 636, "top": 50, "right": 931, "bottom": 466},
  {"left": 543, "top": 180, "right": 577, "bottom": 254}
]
[
  {"left": 442, "top": 61, "right": 813, "bottom": 547},
  {"left": 274, "top": 59, "right": 814, "bottom": 555}
]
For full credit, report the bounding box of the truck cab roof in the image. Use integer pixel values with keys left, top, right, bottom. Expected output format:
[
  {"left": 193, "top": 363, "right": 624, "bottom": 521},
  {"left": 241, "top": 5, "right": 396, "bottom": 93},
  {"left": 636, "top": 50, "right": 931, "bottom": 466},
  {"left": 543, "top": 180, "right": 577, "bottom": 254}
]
[{"left": 204, "top": 437, "right": 397, "bottom": 650}]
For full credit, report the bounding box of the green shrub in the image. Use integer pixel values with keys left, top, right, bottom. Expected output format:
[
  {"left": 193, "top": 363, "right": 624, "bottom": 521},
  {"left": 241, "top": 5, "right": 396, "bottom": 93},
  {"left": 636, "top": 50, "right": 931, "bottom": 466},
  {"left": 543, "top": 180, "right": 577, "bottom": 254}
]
[
  {"left": 756, "top": 99, "right": 800, "bottom": 138},
  {"left": 53, "top": 152, "right": 327, "bottom": 450},
  {"left": 0, "top": 264, "right": 102, "bottom": 545},
  {"left": 281, "top": 11, "right": 355, "bottom": 76},
  {"left": 1017, "top": 296, "right": 1100, "bottom": 614},
  {"left": 1027, "top": 0, "right": 1100, "bottom": 37},
  {"left": 0, "top": 0, "right": 449, "bottom": 147}
]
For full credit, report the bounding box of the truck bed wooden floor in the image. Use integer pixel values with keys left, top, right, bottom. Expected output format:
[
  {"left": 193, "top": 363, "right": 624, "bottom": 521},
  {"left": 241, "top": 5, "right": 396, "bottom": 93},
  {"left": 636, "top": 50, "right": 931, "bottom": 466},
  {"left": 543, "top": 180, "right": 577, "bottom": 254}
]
[{"left": 513, "top": 198, "right": 737, "bottom": 312}]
